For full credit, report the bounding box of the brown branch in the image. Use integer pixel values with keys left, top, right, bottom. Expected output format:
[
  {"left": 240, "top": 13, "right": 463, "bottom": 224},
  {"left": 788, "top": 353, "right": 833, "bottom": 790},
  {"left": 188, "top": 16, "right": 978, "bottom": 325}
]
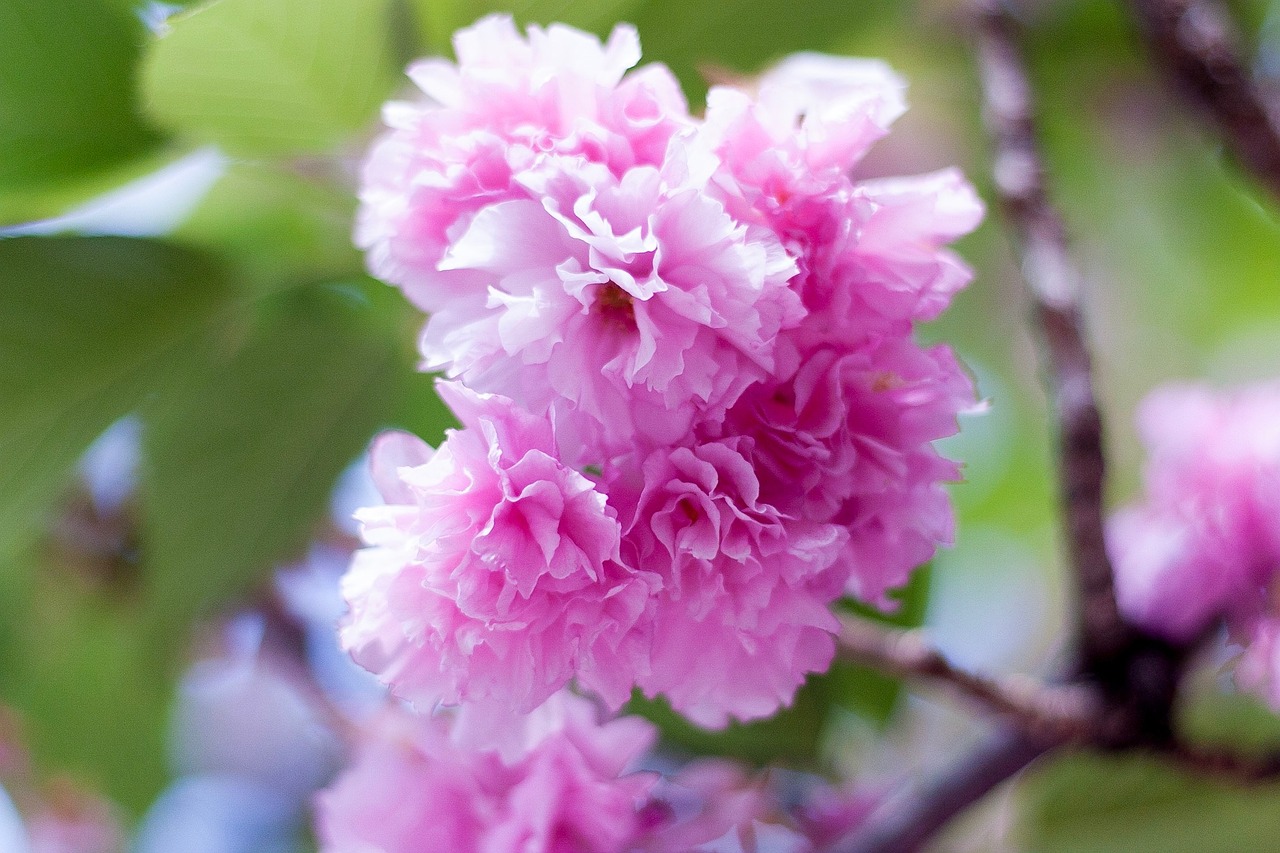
[
  {"left": 1160, "top": 740, "right": 1280, "bottom": 782},
  {"left": 838, "top": 615, "right": 1098, "bottom": 743},
  {"left": 1128, "top": 0, "right": 1280, "bottom": 202},
  {"left": 827, "top": 730, "right": 1049, "bottom": 853},
  {"left": 973, "top": 0, "right": 1133, "bottom": 675}
]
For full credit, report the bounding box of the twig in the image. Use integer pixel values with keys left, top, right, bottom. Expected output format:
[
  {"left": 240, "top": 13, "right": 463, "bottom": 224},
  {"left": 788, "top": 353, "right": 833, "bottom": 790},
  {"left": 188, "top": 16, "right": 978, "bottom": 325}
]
[
  {"left": 837, "top": 616, "right": 1098, "bottom": 743},
  {"left": 828, "top": 730, "right": 1049, "bottom": 853},
  {"left": 1160, "top": 740, "right": 1280, "bottom": 782},
  {"left": 973, "top": 0, "right": 1132, "bottom": 675},
  {"left": 1128, "top": 0, "right": 1280, "bottom": 202}
]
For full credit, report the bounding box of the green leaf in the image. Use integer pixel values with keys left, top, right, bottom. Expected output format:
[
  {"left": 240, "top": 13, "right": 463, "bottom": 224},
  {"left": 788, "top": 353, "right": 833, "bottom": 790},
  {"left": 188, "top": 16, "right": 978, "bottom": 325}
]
[
  {"left": 0, "top": 236, "right": 230, "bottom": 558},
  {"left": 0, "top": 0, "right": 160, "bottom": 191},
  {"left": 1018, "top": 752, "right": 1280, "bottom": 852},
  {"left": 410, "top": 0, "right": 643, "bottom": 50},
  {"left": 631, "top": 0, "right": 894, "bottom": 102},
  {"left": 1179, "top": 684, "right": 1280, "bottom": 756},
  {"left": 141, "top": 285, "right": 401, "bottom": 626},
  {"left": 173, "top": 161, "right": 366, "bottom": 295},
  {"left": 0, "top": 149, "right": 185, "bottom": 230},
  {"left": 0, "top": 558, "right": 170, "bottom": 817},
  {"left": 141, "top": 0, "right": 397, "bottom": 156}
]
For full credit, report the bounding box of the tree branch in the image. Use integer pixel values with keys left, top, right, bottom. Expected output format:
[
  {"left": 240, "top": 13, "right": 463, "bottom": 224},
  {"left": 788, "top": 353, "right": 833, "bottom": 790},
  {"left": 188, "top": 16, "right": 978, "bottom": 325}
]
[
  {"left": 973, "top": 0, "right": 1133, "bottom": 676},
  {"left": 1160, "top": 740, "right": 1280, "bottom": 782},
  {"left": 1128, "top": 0, "right": 1280, "bottom": 202},
  {"left": 828, "top": 730, "right": 1049, "bottom": 853},
  {"left": 837, "top": 615, "right": 1098, "bottom": 743}
]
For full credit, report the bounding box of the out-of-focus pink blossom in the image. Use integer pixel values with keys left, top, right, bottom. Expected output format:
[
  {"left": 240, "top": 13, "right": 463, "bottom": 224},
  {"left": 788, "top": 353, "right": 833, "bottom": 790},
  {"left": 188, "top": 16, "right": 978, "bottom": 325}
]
[
  {"left": 26, "top": 781, "right": 124, "bottom": 853},
  {"left": 315, "top": 693, "right": 657, "bottom": 853},
  {"left": 1109, "top": 383, "right": 1280, "bottom": 642},
  {"left": 318, "top": 696, "right": 818, "bottom": 853},
  {"left": 1108, "top": 381, "right": 1280, "bottom": 709},
  {"left": 341, "top": 383, "right": 654, "bottom": 714},
  {"left": 1236, "top": 617, "right": 1280, "bottom": 709}
]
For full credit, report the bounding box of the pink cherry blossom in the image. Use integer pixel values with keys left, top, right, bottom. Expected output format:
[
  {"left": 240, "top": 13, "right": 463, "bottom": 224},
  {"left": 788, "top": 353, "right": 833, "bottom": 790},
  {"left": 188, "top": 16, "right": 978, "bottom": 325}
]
[
  {"left": 341, "top": 382, "right": 654, "bottom": 714},
  {"left": 712, "top": 338, "right": 974, "bottom": 605},
  {"left": 423, "top": 152, "right": 802, "bottom": 453},
  {"left": 356, "top": 15, "right": 690, "bottom": 318},
  {"left": 349, "top": 15, "right": 984, "bottom": 730},
  {"left": 611, "top": 440, "right": 847, "bottom": 726},
  {"left": 702, "top": 53, "right": 981, "bottom": 341},
  {"left": 315, "top": 693, "right": 658, "bottom": 853}
]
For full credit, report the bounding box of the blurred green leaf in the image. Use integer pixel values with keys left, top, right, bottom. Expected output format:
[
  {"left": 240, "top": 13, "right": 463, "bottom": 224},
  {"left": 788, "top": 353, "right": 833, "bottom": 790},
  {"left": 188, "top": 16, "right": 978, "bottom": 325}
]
[
  {"left": 632, "top": 0, "right": 893, "bottom": 101},
  {"left": 833, "top": 563, "right": 933, "bottom": 724},
  {"left": 174, "top": 161, "right": 365, "bottom": 294},
  {"left": 0, "top": 236, "right": 229, "bottom": 558},
  {"left": 141, "top": 0, "right": 397, "bottom": 155},
  {"left": 0, "top": 1, "right": 160, "bottom": 192},
  {"left": 1179, "top": 685, "right": 1280, "bottom": 755},
  {"left": 0, "top": 568, "right": 170, "bottom": 817},
  {"left": 1018, "top": 752, "right": 1280, "bottom": 852},
  {"left": 411, "top": 0, "right": 642, "bottom": 50},
  {"left": 0, "top": 149, "right": 184, "bottom": 230},
  {"left": 141, "top": 285, "right": 400, "bottom": 627}
]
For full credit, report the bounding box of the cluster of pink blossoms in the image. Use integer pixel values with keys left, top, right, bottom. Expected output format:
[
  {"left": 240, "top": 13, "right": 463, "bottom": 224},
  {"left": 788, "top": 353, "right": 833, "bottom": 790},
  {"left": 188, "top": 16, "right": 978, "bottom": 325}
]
[
  {"left": 1110, "top": 382, "right": 1280, "bottom": 707},
  {"left": 317, "top": 692, "right": 797, "bottom": 853},
  {"left": 342, "top": 16, "right": 980, "bottom": 735}
]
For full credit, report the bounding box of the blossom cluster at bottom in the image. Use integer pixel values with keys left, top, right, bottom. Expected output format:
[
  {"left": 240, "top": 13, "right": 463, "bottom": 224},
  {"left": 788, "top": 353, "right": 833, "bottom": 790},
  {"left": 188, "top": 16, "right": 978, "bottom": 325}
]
[{"left": 315, "top": 692, "right": 815, "bottom": 853}]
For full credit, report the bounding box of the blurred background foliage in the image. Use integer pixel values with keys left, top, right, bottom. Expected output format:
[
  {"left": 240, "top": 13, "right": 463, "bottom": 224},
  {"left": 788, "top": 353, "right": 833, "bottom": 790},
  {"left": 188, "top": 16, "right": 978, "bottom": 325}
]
[{"left": 4, "top": 0, "right": 1280, "bottom": 849}]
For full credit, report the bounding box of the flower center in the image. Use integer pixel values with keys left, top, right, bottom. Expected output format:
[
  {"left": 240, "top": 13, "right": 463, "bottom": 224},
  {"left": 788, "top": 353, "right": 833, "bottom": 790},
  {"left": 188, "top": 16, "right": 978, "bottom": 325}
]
[{"left": 594, "top": 283, "right": 635, "bottom": 330}]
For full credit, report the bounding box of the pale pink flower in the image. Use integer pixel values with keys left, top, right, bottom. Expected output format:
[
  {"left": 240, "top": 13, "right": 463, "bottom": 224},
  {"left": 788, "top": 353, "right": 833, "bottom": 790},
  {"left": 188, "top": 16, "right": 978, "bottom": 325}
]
[
  {"left": 702, "top": 54, "right": 981, "bottom": 339},
  {"left": 356, "top": 15, "right": 690, "bottom": 317},
  {"left": 426, "top": 152, "right": 801, "bottom": 452},
  {"left": 636, "top": 760, "right": 806, "bottom": 853},
  {"left": 341, "top": 382, "right": 654, "bottom": 714},
  {"left": 701, "top": 54, "right": 905, "bottom": 208},
  {"left": 612, "top": 440, "right": 847, "bottom": 726},
  {"left": 316, "top": 693, "right": 658, "bottom": 853}
]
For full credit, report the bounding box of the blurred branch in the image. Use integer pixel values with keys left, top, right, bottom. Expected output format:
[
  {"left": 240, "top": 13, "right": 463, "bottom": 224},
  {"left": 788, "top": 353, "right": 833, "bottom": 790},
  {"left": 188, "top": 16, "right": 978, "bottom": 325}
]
[
  {"left": 837, "top": 616, "right": 1098, "bottom": 743},
  {"left": 973, "top": 0, "right": 1133, "bottom": 675},
  {"left": 1128, "top": 0, "right": 1280, "bottom": 202},
  {"left": 1161, "top": 740, "right": 1280, "bottom": 782},
  {"left": 829, "top": 730, "right": 1049, "bottom": 853},
  {"left": 830, "top": 6, "right": 1205, "bottom": 851}
]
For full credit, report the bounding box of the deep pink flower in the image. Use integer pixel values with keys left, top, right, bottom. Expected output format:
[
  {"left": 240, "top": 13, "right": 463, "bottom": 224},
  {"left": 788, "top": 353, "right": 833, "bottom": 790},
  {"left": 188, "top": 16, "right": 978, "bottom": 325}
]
[
  {"left": 341, "top": 382, "right": 654, "bottom": 714},
  {"left": 714, "top": 339, "right": 973, "bottom": 605},
  {"left": 612, "top": 440, "right": 847, "bottom": 726},
  {"left": 316, "top": 693, "right": 658, "bottom": 853}
]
